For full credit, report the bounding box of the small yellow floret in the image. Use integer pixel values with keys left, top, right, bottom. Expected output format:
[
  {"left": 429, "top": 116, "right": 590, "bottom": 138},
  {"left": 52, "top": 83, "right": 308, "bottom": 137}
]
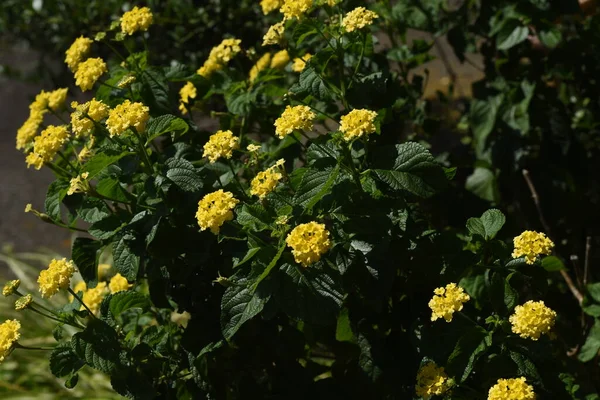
[
  {"left": 202, "top": 130, "right": 240, "bottom": 163},
  {"left": 286, "top": 221, "right": 331, "bottom": 266},
  {"left": 47, "top": 88, "right": 68, "bottom": 111},
  {"left": 2, "top": 280, "right": 20, "bottom": 297},
  {"left": 197, "top": 38, "right": 242, "bottom": 78},
  {"left": 81, "top": 282, "right": 108, "bottom": 315},
  {"left": 263, "top": 21, "right": 286, "bottom": 46},
  {"left": 341, "top": 7, "right": 379, "bottom": 33},
  {"left": 261, "top": 0, "right": 283, "bottom": 14},
  {"left": 196, "top": 190, "right": 239, "bottom": 234},
  {"left": 67, "top": 172, "right": 90, "bottom": 196},
  {"left": 74, "top": 58, "right": 107, "bottom": 91},
  {"left": 247, "top": 144, "right": 262, "bottom": 152},
  {"left": 0, "top": 319, "right": 20, "bottom": 362},
  {"left": 71, "top": 99, "right": 109, "bottom": 137},
  {"left": 105, "top": 100, "right": 150, "bottom": 137},
  {"left": 280, "top": 0, "right": 313, "bottom": 20},
  {"left": 37, "top": 258, "right": 75, "bottom": 299},
  {"left": 26, "top": 125, "right": 70, "bottom": 170},
  {"left": 16, "top": 111, "right": 44, "bottom": 150},
  {"left": 179, "top": 82, "right": 197, "bottom": 114},
  {"left": 415, "top": 362, "right": 451, "bottom": 399},
  {"left": 251, "top": 160, "right": 284, "bottom": 199},
  {"left": 270, "top": 50, "right": 290, "bottom": 69},
  {"left": 428, "top": 283, "right": 470, "bottom": 322},
  {"left": 509, "top": 300, "right": 556, "bottom": 340},
  {"left": 292, "top": 53, "right": 312, "bottom": 72},
  {"left": 488, "top": 377, "right": 536, "bottom": 400},
  {"left": 121, "top": 6, "right": 153, "bottom": 35},
  {"left": 109, "top": 273, "right": 131, "bottom": 293},
  {"left": 249, "top": 53, "right": 272, "bottom": 82},
  {"left": 65, "top": 36, "right": 93, "bottom": 72},
  {"left": 512, "top": 231, "right": 554, "bottom": 264},
  {"left": 15, "top": 294, "right": 33, "bottom": 311},
  {"left": 274, "top": 105, "right": 315, "bottom": 138},
  {"left": 339, "top": 109, "right": 378, "bottom": 141}
]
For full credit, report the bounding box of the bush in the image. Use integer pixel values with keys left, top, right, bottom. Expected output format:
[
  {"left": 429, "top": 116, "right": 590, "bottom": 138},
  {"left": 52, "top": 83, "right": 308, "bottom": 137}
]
[{"left": 3, "top": 1, "right": 600, "bottom": 399}]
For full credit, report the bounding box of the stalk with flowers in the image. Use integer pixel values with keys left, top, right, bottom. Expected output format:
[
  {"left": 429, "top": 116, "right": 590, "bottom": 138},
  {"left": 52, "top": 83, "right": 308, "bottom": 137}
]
[{"left": 4, "top": 2, "right": 600, "bottom": 399}]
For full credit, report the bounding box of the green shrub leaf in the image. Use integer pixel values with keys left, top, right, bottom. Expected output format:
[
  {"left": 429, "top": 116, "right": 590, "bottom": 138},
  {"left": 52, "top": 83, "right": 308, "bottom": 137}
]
[
  {"left": 221, "top": 276, "right": 272, "bottom": 340},
  {"left": 466, "top": 209, "right": 505, "bottom": 240},
  {"left": 49, "top": 344, "right": 85, "bottom": 378},
  {"left": 165, "top": 158, "right": 202, "bottom": 192},
  {"left": 72, "top": 238, "right": 102, "bottom": 287},
  {"left": 109, "top": 291, "right": 150, "bottom": 318},
  {"left": 71, "top": 319, "right": 121, "bottom": 374},
  {"left": 113, "top": 235, "right": 140, "bottom": 281},
  {"left": 146, "top": 114, "right": 189, "bottom": 143},
  {"left": 578, "top": 319, "right": 600, "bottom": 362}
]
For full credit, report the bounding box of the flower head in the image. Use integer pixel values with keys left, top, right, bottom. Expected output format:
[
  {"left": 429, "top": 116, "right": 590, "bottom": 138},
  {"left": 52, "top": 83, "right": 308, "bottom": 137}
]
[
  {"left": 121, "top": 6, "right": 153, "bottom": 35},
  {"left": 16, "top": 111, "right": 44, "bottom": 150},
  {"left": 196, "top": 190, "right": 239, "bottom": 234},
  {"left": 429, "top": 283, "right": 470, "bottom": 322},
  {"left": 261, "top": 0, "right": 283, "bottom": 14},
  {"left": 263, "top": 21, "right": 286, "bottom": 46},
  {"left": 274, "top": 105, "right": 315, "bottom": 138},
  {"left": 341, "top": 7, "right": 379, "bottom": 33},
  {"left": 488, "top": 377, "right": 536, "bottom": 400},
  {"left": 202, "top": 130, "right": 240, "bottom": 163},
  {"left": 26, "top": 125, "right": 70, "bottom": 170},
  {"left": 270, "top": 50, "right": 290, "bottom": 69},
  {"left": 179, "top": 81, "right": 197, "bottom": 114},
  {"left": 249, "top": 53, "right": 272, "bottom": 82},
  {"left": 109, "top": 273, "right": 131, "bottom": 293},
  {"left": 117, "top": 75, "right": 136, "bottom": 88},
  {"left": 37, "top": 258, "right": 75, "bottom": 298},
  {"left": 82, "top": 282, "right": 108, "bottom": 315},
  {"left": 71, "top": 99, "right": 109, "bottom": 137},
  {"left": 512, "top": 231, "right": 554, "bottom": 264},
  {"left": 339, "top": 109, "right": 378, "bottom": 141},
  {"left": 47, "top": 88, "right": 68, "bottom": 111},
  {"left": 251, "top": 160, "right": 284, "bottom": 199},
  {"left": 292, "top": 53, "right": 312, "bottom": 72},
  {"left": 15, "top": 294, "right": 33, "bottom": 311},
  {"left": 509, "top": 300, "right": 556, "bottom": 340},
  {"left": 286, "top": 222, "right": 331, "bottom": 266},
  {"left": 106, "top": 100, "right": 150, "bottom": 137},
  {"left": 65, "top": 36, "right": 93, "bottom": 72},
  {"left": 2, "top": 280, "right": 20, "bottom": 297},
  {"left": 74, "top": 58, "right": 107, "bottom": 91},
  {"left": 0, "top": 320, "right": 20, "bottom": 362},
  {"left": 280, "top": 0, "right": 313, "bottom": 20},
  {"left": 67, "top": 172, "right": 90, "bottom": 195},
  {"left": 247, "top": 144, "right": 262, "bottom": 152},
  {"left": 197, "top": 38, "right": 242, "bottom": 78},
  {"left": 415, "top": 362, "right": 451, "bottom": 399}
]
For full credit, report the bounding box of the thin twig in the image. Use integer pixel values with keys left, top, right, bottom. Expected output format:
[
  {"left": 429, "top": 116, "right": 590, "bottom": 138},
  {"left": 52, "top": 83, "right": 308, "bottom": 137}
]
[
  {"left": 522, "top": 169, "right": 584, "bottom": 304},
  {"left": 584, "top": 236, "right": 592, "bottom": 286}
]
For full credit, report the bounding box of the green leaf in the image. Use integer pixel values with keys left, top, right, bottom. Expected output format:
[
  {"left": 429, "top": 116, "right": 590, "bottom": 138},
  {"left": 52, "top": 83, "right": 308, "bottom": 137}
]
[
  {"left": 372, "top": 142, "right": 447, "bottom": 198},
  {"left": 583, "top": 305, "right": 600, "bottom": 317},
  {"left": 290, "top": 65, "right": 333, "bottom": 101},
  {"left": 490, "top": 272, "right": 518, "bottom": 314},
  {"left": 466, "top": 167, "right": 500, "bottom": 203},
  {"left": 292, "top": 20, "right": 317, "bottom": 45},
  {"left": 49, "top": 344, "right": 84, "bottom": 377},
  {"left": 165, "top": 158, "right": 202, "bottom": 192},
  {"left": 88, "top": 214, "right": 126, "bottom": 240},
  {"left": 83, "top": 151, "right": 129, "bottom": 179},
  {"left": 293, "top": 165, "right": 340, "bottom": 209},
  {"left": 446, "top": 326, "right": 492, "bottom": 382},
  {"left": 252, "top": 243, "right": 286, "bottom": 290},
  {"left": 113, "top": 235, "right": 139, "bottom": 281},
  {"left": 146, "top": 114, "right": 189, "bottom": 144},
  {"left": 466, "top": 209, "right": 505, "bottom": 240},
  {"left": 588, "top": 283, "right": 600, "bottom": 303},
  {"left": 45, "top": 180, "right": 69, "bottom": 222},
  {"left": 71, "top": 319, "right": 121, "bottom": 374},
  {"left": 72, "top": 238, "right": 102, "bottom": 287},
  {"left": 541, "top": 256, "right": 566, "bottom": 272},
  {"left": 236, "top": 204, "right": 271, "bottom": 231},
  {"left": 233, "top": 247, "right": 261, "bottom": 269},
  {"left": 225, "top": 89, "right": 256, "bottom": 116},
  {"left": 220, "top": 276, "right": 272, "bottom": 340},
  {"left": 336, "top": 308, "right": 355, "bottom": 342},
  {"left": 95, "top": 178, "right": 129, "bottom": 203},
  {"left": 77, "top": 198, "right": 111, "bottom": 224},
  {"left": 141, "top": 68, "right": 171, "bottom": 113},
  {"left": 470, "top": 96, "right": 503, "bottom": 154},
  {"left": 357, "top": 332, "right": 383, "bottom": 382},
  {"left": 578, "top": 319, "right": 600, "bottom": 362},
  {"left": 509, "top": 351, "right": 541, "bottom": 382},
  {"left": 539, "top": 27, "right": 562, "bottom": 49},
  {"left": 496, "top": 20, "right": 529, "bottom": 50},
  {"left": 109, "top": 291, "right": 149, "bottom": 318}
]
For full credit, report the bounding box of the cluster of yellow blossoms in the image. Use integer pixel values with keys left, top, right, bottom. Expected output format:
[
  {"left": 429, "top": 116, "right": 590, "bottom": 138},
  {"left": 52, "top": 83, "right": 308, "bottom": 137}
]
[
  {"left": 2, "top": 280, "right": 20, "bottom": 297},
  {"left": 488, "top": 377, "right": 536, "bottom": 400},
  {"left": 74, "top": 57, "right": 107, "bottom": 91},
  {"left": 339, "top": 108, "right": 378, "bottom": 141},
  {"left": 415, "top": 362, "right": 450, "bottom": 399},
  {"left": 263, "top": 21, "right": 286, "bottom": 46},
  {"left": 16, "top": 88, "right": 68, "bottom": 150},
  {"left": 26, "top": 125, "right": 70, "bottom": 170},
  {"left": 15, "top": 294, "right": 33, "bottom": 311},
  {"left": 37, "top": 258, "right": 75, "bottom": 299},
  {"left": 509, "top": 300, "right": 556, "bottom": 340},
  {"left": 292, "top": 53, "right": 312, "bottom": 72},
  {"left": 179, "top": 81, "right": 197, "bottom": 114},
  {"left": 196, "top": 190, "right": 240, "bottom": 234},
  {"left": 285, "top": 221, "right": 331, "bottom": 266},
  {"left": 70, "top": 99, "right": 109, "bottom": 137},
  {"left": 64, "top": 36, "right": 93, "bottom": 72},
  {"left": 67, "top": 172, "right": 90, "bottom": 196},
  {"left": 105, "top": 100, "right": 150, "bottom": 137},
  {"left": 249, "top": 50, "right": 290, "bottom": 82},
  {"left": 203, "top": 130, "right": 240, "bottom": 163},
  {"left": 261, "top": 0, "right": 283, "bottom": 14},
  {"left": 428, "top": 283, "right": 470, "bottom": 322},
  {"left": 281, "top": 0, "right": 313, "bottom": 20},
  {"left": 72, "top": 273, "right": 131, "bottom": 315},
  {"left": 250, "top": 53, "right": 273, "bottom": 82},
  {"left": 120, "top": 6, "right": 153, "bottom": 35},
  {"left": 197, "top": 38, "right": 243, "bottom": 78},
  {"left": 250, "top": 159, "right": 285, "bottom": 199},
  {"left": 0, "top": 320, "right": 20, "bottom": 362},
  {"left": 274, "top": 105, "right": 316, "bottom": 138},
  {"left": 341, "top": 7, "right": 379, "bottom": 33},
  {"left": 512, "top": 231, "right": 554, "bottom": 264}
]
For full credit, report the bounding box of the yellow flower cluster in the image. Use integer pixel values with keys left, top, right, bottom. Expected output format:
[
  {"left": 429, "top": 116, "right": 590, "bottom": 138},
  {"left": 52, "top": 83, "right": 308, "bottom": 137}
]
[
  {"left": 203, "top": 130, "right": 240, "bottom": 163},
  {"left": 0, "top": 319, "right": 20, "bottom": 362},
  {"left": 71, "top": 99, "right": 109, "bottom": 137},
  {"left": 271, "top": 50, "right": 290, "bottom": 69},
  {"left": 82, "top": 282, "right": 108, "bottom": 315},
  {"left": 37, "top": 258, "right": 75, "bottom": 299},
  {"left": 109, "top": 273, "right": 131, "bottom": 293},
  {"left": 341, "top": 7, "right": 379, "bottom": 33},
  {"left": 415, "top": 362, "right": 451, "bottom": 399},
  {"left": 339, "top": 109, "right": 378, "bottom": 141},
  {"left": 247, "top": 144, "right": 261, "bottom": 152},
  {"left": 121, "top": 6, "right": 153, "bottom": 35},
  {"left": 509, "top": 300, "right": 556, "bottom": 340},
  {"left": 292, "top": 53, "right": 312, "bottom": 72},
  {"left": 274, "top": 105, "right": 316, "bottom": 138},
  {"left": 429, "top": 283, "right": 470, "bottom": 322},
  {"left": 2, "top": 280, "right": 20, "bottom": 297},
  {"left": 67, "top": 172, "right": 90, "bottom": 195},
  {"left": 74, "top": 57, "right": 107, "bottom": 91},
  {"left": 16, "top": 112, "right": 43, "bottom": 150},
  {"left": 263, "top": 21, "right": 286, "bottom": 46},
  {"left": 117, "top": 75, "right": 136, "bottom": 88},
  {"left": 280, "top": 0, "right": 313, "bottom": 20},
  {"left": 488, "top": 377, "right": 536, "bottom": 400},
  {"left": 26, "top": 125, "right": 70, "bottom": 170},
  {"left": 47, "top": 88, "right": 69, "bottom": 111},
  {"left": 15, "top": 294, "right": 33, "bottom": 311},
  {"left": 106, "top": 100, "right": 150, "bottom": 137},
  {"left": 251, "top": 159, "right": 285, "bottom": 199},
  {"left": 65, "top": 36, "right": 93, "bottom": 72},
  {"left": 249, "top": 53, "right": 272, "bottom": 82},
  {"left": 512, "top": 231, "right": 554, "bottom": 264},
  {"left": 179, "top": 82, "right": 197, "bottom": 114},
  {"left": 261, "top": 0, "right": 283, "bottom": 14},
  {"left": 197, "top": 38, "right": 242, "bottom": 78},
  {"left": 286, "top": 221, "right": 331, "bottom": 266},
  {"left": 196, "top": 190, "right": 239, "bottom": 234}
]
